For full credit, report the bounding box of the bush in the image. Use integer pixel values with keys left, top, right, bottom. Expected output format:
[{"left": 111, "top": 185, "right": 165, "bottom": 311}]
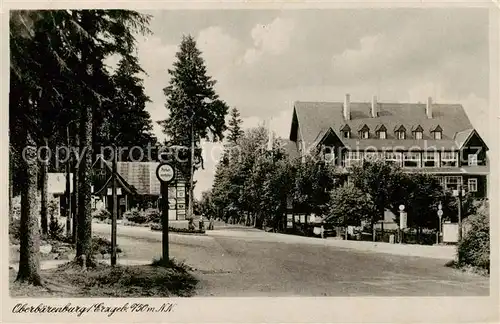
[
  {"left": 150, "top": 224, "right": 205, "bottom": 234},
  {"left": 457, "top": 205, "right": 489, "bottom": 272},
  {"left": 123, "top": 208, "right": 148, "bottom": 224},
  {"left": 92, "top": 236, "right": 122, "bottom": 255},
  {"left": 144, "top": 208, "right": 160, "bottom": 223},
  {"left": 49, "top": 215, "right": 65, "bottom": 240},
  {"left": 92, "top": 208, "right": 110, "bottom": 221}
]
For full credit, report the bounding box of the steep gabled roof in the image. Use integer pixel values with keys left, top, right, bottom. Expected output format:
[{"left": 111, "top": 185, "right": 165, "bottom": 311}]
[
  {"left": 394, "top": 125, "right": 407, "bottom": 132},
  {"left": 291, "top": 100, "right": 475, "bottom": 151},
  {"left": 454, "top": 128, "right": 489, "bottom": 150},
  {"left": 374, "top": 124, "right": 387, "bottom": 132},
  {"left": 431, "top": 124, "right": 443, "bottom": 132},
  {"left": 358, "top": 124, "right": 370, "bottom": 132},
  {"left": 340, "top": 124, "right": 351, "bottom": 132},
  {"left": 411, "top": 125, "right": 424, "bottom": 132}
]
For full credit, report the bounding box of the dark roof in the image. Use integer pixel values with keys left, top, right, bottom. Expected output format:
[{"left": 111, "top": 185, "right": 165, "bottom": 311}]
[
  {"left": 431, "top": 125, "right": 443, "bottom": 132},
  {"left": 411, "top": 125, "right": 424, "bottom": 132},
  {"left": 394, "top": 125, "right": 407, "bottom": 132},
  {"left": 291, "top": 101, "right": 475, "bottom": 151},
  {"left": 358, "top": 124, "right": 370, "bottom": 132},
  {"left": 93, "top": 156, "right": 185, "bottom": 196},
  {"left": 340, "top": 124, "right": 351, "bottom": 132},
  {"left": 375, "top": 124, "right": 387, "bottom": 132}
]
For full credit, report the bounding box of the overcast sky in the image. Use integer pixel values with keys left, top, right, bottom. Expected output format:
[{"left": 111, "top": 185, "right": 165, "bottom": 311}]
[{"left": 133, "top": 8, "right": 490, "bottom": 198}]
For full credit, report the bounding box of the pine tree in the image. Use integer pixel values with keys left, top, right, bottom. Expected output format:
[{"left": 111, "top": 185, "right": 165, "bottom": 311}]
[
  {"left": 159, "top": 34, "right": 229, "bottom": 219},
  {"left": 226, "top": 107, "right": 243, "bottom": 147}
]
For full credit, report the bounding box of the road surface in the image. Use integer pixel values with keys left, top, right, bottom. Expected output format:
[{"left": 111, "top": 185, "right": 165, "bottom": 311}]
[{"left": 92, "top": 223, "right": 489, "bottom": 296}]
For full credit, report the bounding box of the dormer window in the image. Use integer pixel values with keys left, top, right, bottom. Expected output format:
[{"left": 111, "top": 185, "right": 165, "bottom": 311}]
[
  {"left": 394, "top": 125, "right": 406, "bottom": 140},
  {"left": 358, "top": 124, "right": 370, "bottom": 139},
  {"left": 412, "top": 125, "right": 424, "bottom": 140},
  {"left": 340, "top": 124, "right": 351, "bottom": 139},
  {"left": 431, "top": 125, "right": 443, "bottom": 140},
  {"left": 375, "top": 124, "right": 387, "bottom": 139}
]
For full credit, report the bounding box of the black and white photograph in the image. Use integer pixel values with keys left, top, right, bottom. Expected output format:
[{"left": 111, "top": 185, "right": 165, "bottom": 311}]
[{"left": 4, "top": 3, "right": 499, "bottom": 323}]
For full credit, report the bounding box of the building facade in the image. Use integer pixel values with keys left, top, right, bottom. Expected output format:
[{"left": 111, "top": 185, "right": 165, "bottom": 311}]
[{"left": 287, "top": 95, "right": 489, "bottom": 198}]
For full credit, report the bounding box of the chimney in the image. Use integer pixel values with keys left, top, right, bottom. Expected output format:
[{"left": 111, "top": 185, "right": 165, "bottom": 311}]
[
  {"left": 343, "top": 93, "right": 351, "bottom": 120},
  {"left": 371, "top": 95, "right": 378, "bottom": 118},
  {"left": 426, "top": 96, "right": 433, "bottom": 118}
]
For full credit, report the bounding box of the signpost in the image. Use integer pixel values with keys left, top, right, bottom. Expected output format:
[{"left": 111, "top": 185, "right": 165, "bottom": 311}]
[
  {"left": 437, "top": 202, "right": 443, "bottom": 244},
  {"left": 156, "top": 163, "right": 175, "bottom": 262},
  {"left": 398, "top": 204, "right": 406, "bottom": 244}
]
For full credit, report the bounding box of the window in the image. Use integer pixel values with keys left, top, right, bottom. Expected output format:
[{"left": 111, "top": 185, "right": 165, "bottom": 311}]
[
  {"left": 441, "top": 151, "right": 458, "bottom": 167},
  {"left": 445, "top": 176, "right": 462, "bottom": 191},
  {"left": 385, "top": 152, "right": 402, "bottom": 166},
  {"left": 362, "top": 131, "right": 369, "bottom": 139},
  {"left": 468, "top": 154, "right": 478, "bottom": 166},
  {"left": 397, "top": 131, "right": 406, "bottom": 140},
  {"left": 468, "top": 178, "right": 478, "bottom": 192},
  {"left": 379, "top": 131, "right": 386, "bottom": 139},
  {"left": 403, "top": 152, "right": 421, "bottom": 168},
  {"left": 343, "top": 151, "right": 362, "bottom": 167},
  {"left": 324, "top": 152, "right": 335, "bottom": 164},
  {"left": 414, "top": 131, "right": 423, "bottom": 140},
  {"left": 434, "top": 131, "right": 442, "bottom": 140},
  {"left": 342, "top": 131, "right": 350, "bottom": 139},
  {"left": 364, "top": 152, "right": 380, "bottom": 162},
  {"left": 423, "top": 151, "right": 437, "bottom": 167}
]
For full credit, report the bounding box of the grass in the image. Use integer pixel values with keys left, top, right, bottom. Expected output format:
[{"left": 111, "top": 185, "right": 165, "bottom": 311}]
[
  {"left": 445, "top": 259, "right": 489, "bottom": 277},
  {"left": 9, "top": 258, "right": 198, "bottom": 297}
]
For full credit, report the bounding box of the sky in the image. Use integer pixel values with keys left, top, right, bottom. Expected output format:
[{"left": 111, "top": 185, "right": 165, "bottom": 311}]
[{"left": 131, "top": 8, "right": 490, "bottom": 199}]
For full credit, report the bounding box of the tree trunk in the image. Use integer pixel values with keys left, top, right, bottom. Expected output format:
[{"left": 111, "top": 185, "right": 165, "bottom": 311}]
[
  {"left": 16, "top": 131, "right": 42, "bottom": 285},
  {"left": 9, "top": 145, "right": 13, "bottom": 223},
  {"left": 380, "top": 207, "right": 385, "bottom": 242},
  {"left": 72, "top": 133, "right": 79, "bottom": 244},
  {"left": 371, "top": 216, "right": 376, "bottom": 242},
  {"left": 76, "top": 101, "right": 93, "bottom": 267},
  {"left": 40, "top": 137, "right": 49, "bottom": 236}
]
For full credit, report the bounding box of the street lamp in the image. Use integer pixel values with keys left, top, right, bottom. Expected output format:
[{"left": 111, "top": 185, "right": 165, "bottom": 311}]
[{"left": 453, "top": 185, "right": 466, "bottom": 243}]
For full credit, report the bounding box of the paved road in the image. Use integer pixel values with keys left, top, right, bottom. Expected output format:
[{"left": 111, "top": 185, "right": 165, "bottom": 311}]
[{"left": 92, "top": 223, "right": 489, "bottom": 297}]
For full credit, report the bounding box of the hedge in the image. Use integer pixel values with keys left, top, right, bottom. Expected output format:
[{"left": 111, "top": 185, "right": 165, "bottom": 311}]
[
  {"left": 457, "top": 204, "right": 489, "bottom": 272},
  {"left": 150, "top": 223, "right": 205, "bottom": 234}
]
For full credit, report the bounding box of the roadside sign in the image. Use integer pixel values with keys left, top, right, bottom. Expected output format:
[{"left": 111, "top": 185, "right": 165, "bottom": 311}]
[
  {"left": 437, "top": 210, "right": 443, "bottom": 217},
  {"left": 156, "top": 163, "right": 175, "bottom": 183},
  {"left": 400, "top": 211, "right": 407, "bottom": 229}
]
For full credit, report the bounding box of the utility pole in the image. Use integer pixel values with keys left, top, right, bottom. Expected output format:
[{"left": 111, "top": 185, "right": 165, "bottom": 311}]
[
  {"left": 187, "top": 113, "right": 195, "bottom": 222},
  {"left": 111, "top": 143, "right": 118, "bottom": 266},
  {"left": 65, "top": 125, "right": 72, "bottom": 239},
  {"left": 457, "top": 185, "right": 463, "bottom": 243}
]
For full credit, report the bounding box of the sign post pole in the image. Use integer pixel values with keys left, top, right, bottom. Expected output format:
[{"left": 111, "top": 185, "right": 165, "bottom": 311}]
[
  {"left": 398, "top": 204, "right": 406, "bottom": 244},
  {"left": 156, "top": 163, "right": 175, "bottom": 263},
  {"left": 437, "top": 202, "right": 443, "bottom": 244}
]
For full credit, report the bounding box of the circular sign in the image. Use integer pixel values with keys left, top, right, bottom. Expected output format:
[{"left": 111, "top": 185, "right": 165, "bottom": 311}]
[
  {"left": 156, "top": 163, "right": 175, "bottom": 183},
  {"left": 437, "top": 210, "right": 443, "bottom": 217},
  {"left": 399, "top": 204, "right": 405, "bottom": 211}
]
